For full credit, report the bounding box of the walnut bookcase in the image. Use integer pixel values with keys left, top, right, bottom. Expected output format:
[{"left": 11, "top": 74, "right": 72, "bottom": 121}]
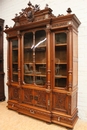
[{"left": 4, "top": 2, "right": 80, "bottom": 129}]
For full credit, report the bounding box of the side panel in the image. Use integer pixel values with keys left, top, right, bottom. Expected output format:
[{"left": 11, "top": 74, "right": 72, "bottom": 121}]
[{"left": 73, "top": 30, "right": 78, "bottom": 89}]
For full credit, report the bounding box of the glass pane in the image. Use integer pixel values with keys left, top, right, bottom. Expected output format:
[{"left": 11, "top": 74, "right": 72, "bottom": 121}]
[
  {"left": 55, "top": 32, "right": 67, "bottom": 44},
  {"left": 55, "top": 78, "right": 66, "bottom": 88},
  {"left": 55, "top": 32, "right": 67, "bottom": 88},
  {"left": 24, "top": 32, "right": 33, "bottom": 84},
  {"left": 35, "top": 30, "right": 46, "bottom": 47},
  {"left": 12, "top": 39, "right": 18, "bottom": 82},
  {"left": 35, "top": 30, "right": 46, "bottom": 86},
  {"left": 24, "top": 32, "right": 33, "bottom": 48},
  {"left": 24, "top": 76, "right": 33, "bottom": 84},
  {"left": 35, "top": 76, "right": 46, "bottom": 85},
  {"left": 55, "top": 46, "right": 67, "bottom": 63}
]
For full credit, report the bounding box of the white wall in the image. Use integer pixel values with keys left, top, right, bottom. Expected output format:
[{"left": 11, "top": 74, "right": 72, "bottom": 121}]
[{"left": 0, "top": 0, "right": 87, "bottom": 121}]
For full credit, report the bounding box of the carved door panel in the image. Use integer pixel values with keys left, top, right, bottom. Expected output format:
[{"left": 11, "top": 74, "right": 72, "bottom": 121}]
[
  {"left": 22, "top": 88, "right": 33, "bottom": 105},
  {"left": 52, "top": 92, "right": 71, "bottom": 114},
  {"left": 34, "top": 90, "right": 47, "bottom": 109},
  {"left": 10, "top": 86, "right": 20, "bottom": 101}
]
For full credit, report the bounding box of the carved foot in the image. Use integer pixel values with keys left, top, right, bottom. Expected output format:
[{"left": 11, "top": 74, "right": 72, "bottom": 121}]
[
  {"left": 66, "top": 128, "right": 73, "bottom": 130},
  {"left": 46, "top": 122, "right": 51, "bottom": 125}
]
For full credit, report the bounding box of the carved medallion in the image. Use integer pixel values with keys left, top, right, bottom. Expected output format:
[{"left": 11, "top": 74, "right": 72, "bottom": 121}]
[
  {"left": 12, "top": 88, "right": 19, "bottom": 100},
  {"left": 35, "top": 90, "right": 46, "bottom": 108}
]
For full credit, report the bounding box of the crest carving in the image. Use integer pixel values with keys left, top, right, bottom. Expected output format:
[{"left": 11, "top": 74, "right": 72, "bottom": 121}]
[{"left": 19, "top": 1, "right": 40, "bottom": 22}]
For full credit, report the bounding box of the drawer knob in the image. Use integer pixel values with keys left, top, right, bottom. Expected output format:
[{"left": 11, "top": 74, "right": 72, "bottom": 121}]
[
  {"left": 12, "top": 104, "right": 14, "bottom": 107},
  {"left": 30, "top": 110, "right": 34, "bottom": 114},
  {"left": 58, "top": 117, "right": 60, "bottom": 121}
]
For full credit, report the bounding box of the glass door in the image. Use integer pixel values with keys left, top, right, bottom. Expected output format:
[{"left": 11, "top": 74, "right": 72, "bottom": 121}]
[
  {"left": 35, "top": 30, "right": 46, "bottom": 86},
  {"left": 24, "top": 32, "right": 33, "bottom": 84},
  {"left": 55, "top": 32, "right": 67, "bottom": 88},
  {"left": 12, "top": 39, "right": 18, "bottom": 82},
  {"left": 23, "top": 30, "right": 47, "bottom": 87}
]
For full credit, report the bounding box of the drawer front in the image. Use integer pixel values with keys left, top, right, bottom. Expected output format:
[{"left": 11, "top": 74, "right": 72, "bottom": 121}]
[
  {"left": 18, "top": 105, "right": 51, "bottom": 122},
  {"left": 52, "top": 113, "right": 78, "bottom": 127},
  {"left": 52, "top": 113, "right": 71, "bottom": 125},
  {"left": 7, "top": 101, "right": 18, "bottom": 111}
]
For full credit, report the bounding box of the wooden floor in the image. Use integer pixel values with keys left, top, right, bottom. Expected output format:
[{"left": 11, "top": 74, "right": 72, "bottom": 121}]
[{"left": 0, "top": 101, "right": 87, "bottom": 130}]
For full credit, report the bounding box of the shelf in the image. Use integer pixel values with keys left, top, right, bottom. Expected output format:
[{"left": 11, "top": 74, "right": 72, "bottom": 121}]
[
  {"left": 13, "top": 62, "right": 18, "bottom": 64},
  {"left": 24, "top": 62, "right": 46, "bottom": 65},
  {"left": 13, "top": 72, "right": 18, "bottom": 75},
  {"left": 35, "top": 63, "right": 46, "bottom": 64},
  {"left": 55, "top": 61, "right": 67, "bottom": 64},
  {"left": 55, "top": 43, "right": 67, "bottom": 46},
  {"left": 24, "top": 73, "right": 34, "bottom": 76},
  {"left": 24, "top": 74, "right": 46, "bottom": 77},
  {"left": 35, "top": 75, "right": 46, "bottom": 77},
  {"left": 24, "top": 46, "right": 32, "bottom": 49},
  {"left": 55, "top": 75, "right": 67, "bottom": 78},
  {"left": 12, "top": 48, "right": 18, "bottom": 50},
  {"left": 24, "top": 62, "right": 33, "bottom": 64},
  {"left": 36, "top": 45, "right": 46, "bottom": 48}
]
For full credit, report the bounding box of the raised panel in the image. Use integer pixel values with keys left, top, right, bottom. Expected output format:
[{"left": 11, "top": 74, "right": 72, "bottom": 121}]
[
  {"left": 34, "top": 90, "right": 47, "bottom": 109},
  {"left": 22, "top": 88, "right": 33, "bottom": 105},
  {"left": 10, "top": 86, "right": 19, "bottom": 101},
  {"left": 52, "top": 92, "right": 69, "bottom": 114}
]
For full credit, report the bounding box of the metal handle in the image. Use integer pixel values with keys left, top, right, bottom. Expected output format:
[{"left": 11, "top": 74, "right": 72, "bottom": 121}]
[{"left": 30, "top": 110, "right": 34, "bottom": 114}]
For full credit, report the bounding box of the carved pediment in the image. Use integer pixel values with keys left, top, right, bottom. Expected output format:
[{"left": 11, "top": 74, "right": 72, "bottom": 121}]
[
  {"left": 7, "top": 1, "right": 54, "bottom": 28},
  {"left": 15, "top": 1, "right": 40, "bottom": 22}
]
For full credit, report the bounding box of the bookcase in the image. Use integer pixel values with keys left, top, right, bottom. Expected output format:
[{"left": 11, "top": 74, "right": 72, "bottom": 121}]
[
  {"left": 4, "top": 2, "right": 80, "bottom": 129},
  {"left": 0, "top": 18, "right": 5, "bottom": 101}
]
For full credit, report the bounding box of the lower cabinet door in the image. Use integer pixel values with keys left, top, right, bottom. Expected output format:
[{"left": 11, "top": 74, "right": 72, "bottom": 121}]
[
  {"left": 10, "top": 86, "right": 20, "bottom": 101},
  {"left": 7, "top": 86, "right": 20, "bottom": 110},
  {"left": 34, "top": 90, "right": 47, "bottom": 109},
  {"left": 18, "top": 87, "right": 51, "bottom": 122},
  {"left": 52, "top": 91, "right": 70, "bottom": 114},
  {"left": 22, "top": 88, "right": 33, "bottom": 105},
  {"left": 22, "top": 87, "right": 50, "bottom": 110}
]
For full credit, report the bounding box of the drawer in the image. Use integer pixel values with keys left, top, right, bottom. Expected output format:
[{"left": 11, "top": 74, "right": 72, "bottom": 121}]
[
  {"left": 52, "top": 113, "right": 75, "bottom": 126},
  {"left": 18, "top": 104, "right": 51, "bottom": 123},
  {"left": 7, "top": 101, "right": 18, "bottom": 111}
]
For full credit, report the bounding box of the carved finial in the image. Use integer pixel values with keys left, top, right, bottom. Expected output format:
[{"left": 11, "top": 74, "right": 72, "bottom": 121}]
[
  {"left": 67, "top": 8, "right": 72, "bottom": 14},
  {"left": 15, "top": 13, "right": 18, "bottom": 17},
  {"left": 5, "top": 25, "right": 9, "bottom": 29},
  {"left": 28, "top": 1, "right": 32, "bottom": 6},
  {"left": 34, "top": 4, "right": 40, "bottom": 12},
  {"left": 45, "top": 4, "right": 48, "bottom": 9}
]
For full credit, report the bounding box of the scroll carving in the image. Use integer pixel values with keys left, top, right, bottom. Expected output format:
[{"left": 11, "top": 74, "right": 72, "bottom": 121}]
[
  {"left": 54, "top": 92, "right": 67, "bottom": 111},
  {"left": 12, "top": 88, "right": 19, "bottom": 100},
  {"left": 35, "top": 90, "right": 46, "bottom": 108},
  {"left": 23, "top": 88, "right": 33, "bottom": 104}
]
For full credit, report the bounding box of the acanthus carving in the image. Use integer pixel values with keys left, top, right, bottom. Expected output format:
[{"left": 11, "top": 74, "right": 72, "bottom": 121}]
[
  {"left": 52, "top": 22, "right": 68, "bottom": 28},
  {"left": 54, "top": 92, "right": 67, "bottom": 111},
  {"left": 12, "top": 88, "right": 19, "bottom": 100},
  {"left": 23, "top": 88, "right": 33, "bottom": 104},
  {"left": 35, "top": 90, "right": 46, "bottom": 108},
  {"left": 18, "top": 1, "right": 40, "bottom": 22}
]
